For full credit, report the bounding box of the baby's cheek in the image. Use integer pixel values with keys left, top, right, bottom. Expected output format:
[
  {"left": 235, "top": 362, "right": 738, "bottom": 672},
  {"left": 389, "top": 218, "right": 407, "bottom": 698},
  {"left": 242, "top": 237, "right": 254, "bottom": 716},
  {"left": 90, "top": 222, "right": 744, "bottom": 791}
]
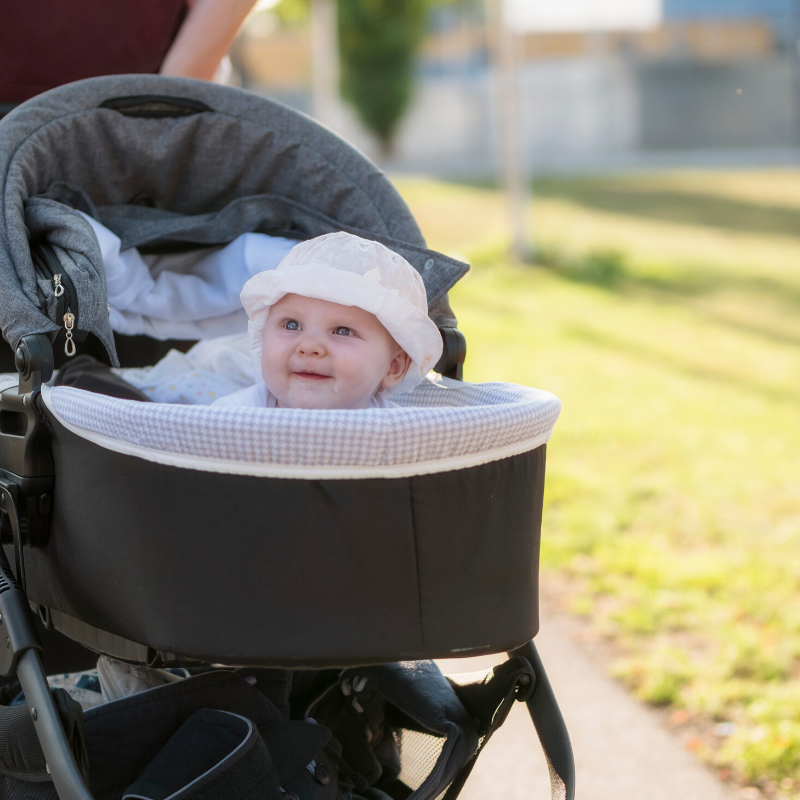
[{"left": 261, "top": 344, "right": 278, "bottom": 376}]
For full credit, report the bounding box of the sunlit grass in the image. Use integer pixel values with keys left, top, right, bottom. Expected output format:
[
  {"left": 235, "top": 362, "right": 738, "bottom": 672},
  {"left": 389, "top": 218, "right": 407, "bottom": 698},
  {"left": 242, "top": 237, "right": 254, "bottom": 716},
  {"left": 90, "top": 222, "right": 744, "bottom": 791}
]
[{"left": 395, "top": 171, "right": 800, "bottom": 793}]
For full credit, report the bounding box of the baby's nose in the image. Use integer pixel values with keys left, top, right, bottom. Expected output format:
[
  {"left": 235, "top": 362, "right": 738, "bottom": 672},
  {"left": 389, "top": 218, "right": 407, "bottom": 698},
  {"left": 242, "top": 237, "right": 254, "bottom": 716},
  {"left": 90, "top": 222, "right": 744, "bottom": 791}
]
[{"left": 296, "top": 334, "right": 325, "bottom": 357}]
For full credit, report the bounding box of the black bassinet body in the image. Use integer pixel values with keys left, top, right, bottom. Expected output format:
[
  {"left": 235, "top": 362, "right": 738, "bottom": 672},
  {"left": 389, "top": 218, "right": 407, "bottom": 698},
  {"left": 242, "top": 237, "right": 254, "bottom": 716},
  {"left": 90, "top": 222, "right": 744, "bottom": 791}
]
[
  {"left": 24, "top": 379, "right": 555, "bottom": 668},
  {"left": 0, "top": 76, "right": 574, "bottom": 800}
]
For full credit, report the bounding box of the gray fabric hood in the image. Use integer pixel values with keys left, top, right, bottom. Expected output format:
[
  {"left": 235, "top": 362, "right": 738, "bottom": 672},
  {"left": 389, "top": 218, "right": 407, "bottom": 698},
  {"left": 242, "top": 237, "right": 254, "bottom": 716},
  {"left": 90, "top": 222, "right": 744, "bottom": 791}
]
[{"left": 0, "top": 75, "right": 467, "bottom": 365}]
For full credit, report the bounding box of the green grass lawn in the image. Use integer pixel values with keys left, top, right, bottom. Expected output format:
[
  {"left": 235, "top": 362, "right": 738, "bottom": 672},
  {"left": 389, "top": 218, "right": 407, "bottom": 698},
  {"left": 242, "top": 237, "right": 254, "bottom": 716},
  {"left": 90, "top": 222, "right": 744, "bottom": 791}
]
[{"left": 394, "top": 172, "right": 800, "bottom": 795}]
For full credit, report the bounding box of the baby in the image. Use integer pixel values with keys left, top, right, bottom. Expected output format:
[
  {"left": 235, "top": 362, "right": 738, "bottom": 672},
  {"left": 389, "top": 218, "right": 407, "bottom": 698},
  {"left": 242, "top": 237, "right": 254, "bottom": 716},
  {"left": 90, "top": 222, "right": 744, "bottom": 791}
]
[{"left": 214, "top": 232, "right": 442, "bottom": 409}]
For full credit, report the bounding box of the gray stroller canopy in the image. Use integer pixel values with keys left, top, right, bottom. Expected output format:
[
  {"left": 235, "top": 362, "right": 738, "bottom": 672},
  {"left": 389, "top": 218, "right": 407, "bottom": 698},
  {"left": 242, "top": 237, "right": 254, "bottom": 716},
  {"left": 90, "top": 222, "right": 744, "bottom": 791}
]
[{"left": 0, "top": 75, "right": 467, "bottom": 365}]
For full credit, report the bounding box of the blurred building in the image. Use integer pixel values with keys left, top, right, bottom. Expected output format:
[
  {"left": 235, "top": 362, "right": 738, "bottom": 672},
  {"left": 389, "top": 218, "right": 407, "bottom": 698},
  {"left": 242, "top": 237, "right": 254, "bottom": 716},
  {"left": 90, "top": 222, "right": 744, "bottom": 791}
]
[
  {"left": 232, "top": 14, "right": 312, "bottom": 113},
  {"left": 231, "top": 0, "right": 800, "bottom": 175},
  {"left": 663, "top": 0, "right": 797, "bottom": 47}
]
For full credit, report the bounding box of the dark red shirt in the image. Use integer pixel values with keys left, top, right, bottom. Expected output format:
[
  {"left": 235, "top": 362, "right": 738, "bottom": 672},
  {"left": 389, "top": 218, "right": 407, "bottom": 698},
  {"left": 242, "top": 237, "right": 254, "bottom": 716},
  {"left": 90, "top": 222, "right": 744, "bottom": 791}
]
[{"left": 0, "top": 0, "right": 188, "bottom": 103}]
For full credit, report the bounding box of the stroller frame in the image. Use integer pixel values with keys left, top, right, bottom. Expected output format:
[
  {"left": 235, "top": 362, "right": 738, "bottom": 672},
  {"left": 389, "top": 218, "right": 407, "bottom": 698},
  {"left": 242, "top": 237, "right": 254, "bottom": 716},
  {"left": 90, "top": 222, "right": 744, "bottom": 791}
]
[
  {"left": 0, "top": 334, "right": 574, "bottom": 800},
  {"left": 0, "top": 75, "right": 574, "bottom": 799}
]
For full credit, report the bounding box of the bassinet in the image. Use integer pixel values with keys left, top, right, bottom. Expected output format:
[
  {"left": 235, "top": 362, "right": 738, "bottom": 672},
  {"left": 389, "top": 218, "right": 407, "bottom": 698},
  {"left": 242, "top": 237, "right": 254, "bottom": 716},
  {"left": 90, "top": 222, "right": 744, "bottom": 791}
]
[{"left": 0, "top": 76, "right": 574, "bottom": 800}]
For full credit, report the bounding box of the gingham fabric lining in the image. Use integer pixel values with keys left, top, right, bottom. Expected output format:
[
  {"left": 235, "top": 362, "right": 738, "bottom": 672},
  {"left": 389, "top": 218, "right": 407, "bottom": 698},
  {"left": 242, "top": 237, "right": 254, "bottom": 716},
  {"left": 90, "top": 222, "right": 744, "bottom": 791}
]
[{"left": 41, "top": 379, "right": 560, "bottom": 479}]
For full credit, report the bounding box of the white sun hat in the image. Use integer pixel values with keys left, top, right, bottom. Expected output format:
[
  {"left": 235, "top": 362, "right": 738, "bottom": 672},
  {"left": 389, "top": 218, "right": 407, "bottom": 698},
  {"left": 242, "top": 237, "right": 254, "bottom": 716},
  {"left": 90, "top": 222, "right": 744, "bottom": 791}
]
[{"left": 241, "top": 231, "right": 443, "bottom": 395}]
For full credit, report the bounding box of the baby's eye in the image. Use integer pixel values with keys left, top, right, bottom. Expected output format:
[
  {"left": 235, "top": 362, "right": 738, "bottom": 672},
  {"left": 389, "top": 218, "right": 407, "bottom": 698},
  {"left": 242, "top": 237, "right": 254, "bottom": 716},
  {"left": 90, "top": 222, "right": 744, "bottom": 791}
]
[
  {"left": 284, "top": 319, "right": 300, "bottom": 331},
  {"left": 333, "top": 326, "right": 352, "bottom": 336}
]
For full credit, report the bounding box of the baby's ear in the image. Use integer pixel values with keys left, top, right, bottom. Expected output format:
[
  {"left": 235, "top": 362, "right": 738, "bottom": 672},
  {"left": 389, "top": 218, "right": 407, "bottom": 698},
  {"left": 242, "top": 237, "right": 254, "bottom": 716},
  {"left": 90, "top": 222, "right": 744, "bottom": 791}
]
[{"left": 381, "top": 348, "right": 412, "bottom": 390}]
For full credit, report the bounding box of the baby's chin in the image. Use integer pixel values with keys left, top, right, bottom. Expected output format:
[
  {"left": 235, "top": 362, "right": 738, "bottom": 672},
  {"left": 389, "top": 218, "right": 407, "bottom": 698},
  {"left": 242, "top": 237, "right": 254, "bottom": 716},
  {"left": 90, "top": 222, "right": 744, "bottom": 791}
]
[
  {"left": 269, "top": 385, "right": 374, "bottom": 410},
  {"left": 278, "top": 397, "right": 373, "bottom": 409}
]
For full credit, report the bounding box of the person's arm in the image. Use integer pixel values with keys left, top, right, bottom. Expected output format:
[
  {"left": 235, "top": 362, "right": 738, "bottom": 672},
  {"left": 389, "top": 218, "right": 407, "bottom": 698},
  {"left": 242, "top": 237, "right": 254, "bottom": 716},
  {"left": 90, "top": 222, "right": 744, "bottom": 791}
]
[{"left": 160, "top": 0, "right": 257, "bottom": 81}]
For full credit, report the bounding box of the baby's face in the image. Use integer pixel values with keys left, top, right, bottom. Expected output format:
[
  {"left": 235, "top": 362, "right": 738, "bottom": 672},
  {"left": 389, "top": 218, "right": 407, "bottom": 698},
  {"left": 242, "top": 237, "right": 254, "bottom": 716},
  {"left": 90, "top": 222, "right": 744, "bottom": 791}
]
[{"left": 261, "top": 293, "right": 410, "bottom": 409}]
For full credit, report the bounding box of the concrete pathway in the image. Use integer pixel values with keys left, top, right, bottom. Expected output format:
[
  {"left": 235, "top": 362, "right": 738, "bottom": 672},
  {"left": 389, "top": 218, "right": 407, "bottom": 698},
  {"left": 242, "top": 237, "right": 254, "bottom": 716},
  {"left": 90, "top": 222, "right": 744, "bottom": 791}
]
[{"left": 437, "top": 604, "right": 740, "bottom": 800}]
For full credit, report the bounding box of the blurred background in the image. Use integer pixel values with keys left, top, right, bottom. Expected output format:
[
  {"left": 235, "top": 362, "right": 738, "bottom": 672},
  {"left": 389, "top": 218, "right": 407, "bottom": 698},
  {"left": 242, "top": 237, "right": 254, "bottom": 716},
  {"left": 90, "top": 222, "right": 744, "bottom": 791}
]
[
  {"left": 232, "top": 1, "right": 799, "bottom": 796},
  {"left": 229, "top": 0, "right": 800, "bottom": 174}
]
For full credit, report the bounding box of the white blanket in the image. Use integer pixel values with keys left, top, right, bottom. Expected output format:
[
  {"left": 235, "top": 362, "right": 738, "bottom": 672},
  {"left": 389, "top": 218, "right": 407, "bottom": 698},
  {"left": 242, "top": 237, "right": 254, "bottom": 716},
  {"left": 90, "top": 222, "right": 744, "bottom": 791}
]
[
  {"left": 82, "top": 214, "right": 296, "bottom": 341},
  {"left": 118, "top": 334, "right": 258, "bottom": 405}
]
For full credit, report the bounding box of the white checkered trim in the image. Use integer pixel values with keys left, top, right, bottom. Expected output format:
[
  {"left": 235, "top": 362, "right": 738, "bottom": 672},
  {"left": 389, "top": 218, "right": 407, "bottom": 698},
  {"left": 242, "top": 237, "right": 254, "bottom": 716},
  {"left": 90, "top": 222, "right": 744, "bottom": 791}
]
[{"left": 42, "top": 381, "right": 560, "bottom": 479}]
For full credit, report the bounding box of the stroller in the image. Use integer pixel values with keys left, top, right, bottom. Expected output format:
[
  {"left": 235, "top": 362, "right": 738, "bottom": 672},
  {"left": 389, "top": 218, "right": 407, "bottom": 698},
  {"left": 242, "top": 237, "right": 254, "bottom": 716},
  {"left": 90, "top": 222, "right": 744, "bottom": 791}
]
[{"left": 0, "top": 76, "right": 574, "bottom": 800}]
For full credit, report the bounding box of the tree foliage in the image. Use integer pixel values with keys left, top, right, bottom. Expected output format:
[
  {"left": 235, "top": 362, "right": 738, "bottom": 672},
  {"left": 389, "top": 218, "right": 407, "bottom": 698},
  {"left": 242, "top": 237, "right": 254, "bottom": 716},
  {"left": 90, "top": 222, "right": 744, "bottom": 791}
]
[
  {"left": 271, "top": 0, "right": 310, "bottom": 27},
  {"left": 337, "top": 0, "right": 427, "bottom": 153},
  {"left": 269, "top": 0, "right": 471, "bottom": 151}
]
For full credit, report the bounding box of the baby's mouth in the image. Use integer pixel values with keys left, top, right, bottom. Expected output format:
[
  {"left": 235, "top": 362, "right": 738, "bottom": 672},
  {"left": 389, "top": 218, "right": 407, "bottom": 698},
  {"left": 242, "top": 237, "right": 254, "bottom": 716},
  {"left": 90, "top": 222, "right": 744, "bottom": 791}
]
[{"left": 293, "top": 371, "right": 330, "bottom": 381}]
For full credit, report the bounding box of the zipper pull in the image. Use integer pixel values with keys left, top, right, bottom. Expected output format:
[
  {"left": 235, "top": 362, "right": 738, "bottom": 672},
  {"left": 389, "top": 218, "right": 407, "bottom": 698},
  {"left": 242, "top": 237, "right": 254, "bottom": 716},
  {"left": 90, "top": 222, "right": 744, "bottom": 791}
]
[
  {"left": 53, "top": 274, "right": 64, "bottom": 297},
  {"left": 63, "top": 310, "right": 76, "bottom": 357}
]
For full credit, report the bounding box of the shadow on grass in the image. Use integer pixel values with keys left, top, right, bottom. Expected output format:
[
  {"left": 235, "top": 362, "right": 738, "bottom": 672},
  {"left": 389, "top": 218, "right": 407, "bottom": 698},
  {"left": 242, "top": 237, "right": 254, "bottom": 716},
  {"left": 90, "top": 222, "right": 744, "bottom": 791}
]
[
  {"left": 626, "top": 269, "right": 800, "bottom": 313},
  {"left": 565, "top": 324, "right": 800, "bottom": 406},
  {"left": 627, "top": 272, "right": 800, "bottom": 350},
  {"left": 533, "top": 178, "right": 800, "bottom": 240},
  {"left": 698, "top": 312, "right": 800, "bottom": 350},
  {"left": 537, "top": 243, "right": 800, "bottom": 301},
  {"left": 533, "top": 243, "right": 800, "bottom": 348}
]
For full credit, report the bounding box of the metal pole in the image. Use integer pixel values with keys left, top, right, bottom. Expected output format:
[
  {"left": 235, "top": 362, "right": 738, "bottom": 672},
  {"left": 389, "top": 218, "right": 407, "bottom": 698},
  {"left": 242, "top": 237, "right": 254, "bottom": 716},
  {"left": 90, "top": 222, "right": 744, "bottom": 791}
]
[
  {"left": 490, "top": 0, "right": 531, "bottom": 261},
  {"left": 310, "top": 0, "right": 340, "bottom": 130},
  {"left": 509, "top": 639, "right": 576, "bottom": 800},
  {"left": 17, "top": 649, "right": 94, "bottom": 800}
]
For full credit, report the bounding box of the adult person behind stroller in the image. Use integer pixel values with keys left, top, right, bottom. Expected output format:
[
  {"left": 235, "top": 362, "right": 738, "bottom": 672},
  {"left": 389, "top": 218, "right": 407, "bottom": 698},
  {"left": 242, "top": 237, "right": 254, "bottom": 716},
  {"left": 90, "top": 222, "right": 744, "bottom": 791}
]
[
  {"left": 0, "top": 75, "right": 574, "bottom": 799},
  {"left": 0, "top": 0, "right": 256, "bottom": 117}
]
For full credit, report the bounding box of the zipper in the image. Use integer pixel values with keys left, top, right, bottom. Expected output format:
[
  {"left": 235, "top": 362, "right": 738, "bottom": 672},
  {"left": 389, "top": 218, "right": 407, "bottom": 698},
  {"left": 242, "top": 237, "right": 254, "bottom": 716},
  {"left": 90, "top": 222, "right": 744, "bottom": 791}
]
[
  {"left": 31, "top": 242, "right": 80, "bottom": 357},
  {"left": 63, "top": 309, "right": 76, "bottom": 356}
]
